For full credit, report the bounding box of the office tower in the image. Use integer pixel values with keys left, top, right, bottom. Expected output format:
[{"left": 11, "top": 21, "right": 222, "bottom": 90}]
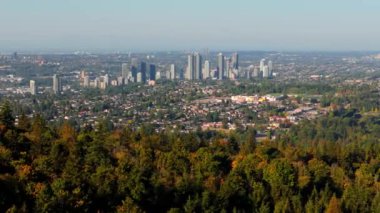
[
  {"left": 203, "top": 60, "right": 210, "bottom": 79},
  {"left": 195, "top": 53, "right": 202, "bottom": 80},
  {"left": 53, "top": 74, "right": 62, "bottom": 94},
  {"left": 263, "top": 65, "right": 270, "bottom": 78},
  {"left": 186, "top": 54, "right": 195, "bottom": 80},
  {"left": 232, "top": 52, "right": 239, "bottom": 69},
  {"left": 131, "top": 66, "right": 138, "bottom": 83},
  {"left": 260, "top": 59, "right": 266, "bottom": 72},
  {"left": 253, "top": 66, "right": 260, "bottom": 78},
  {"left": 130, "top": 58, "right": 139, "bottom": 83},
  {"left": 131, "top": 58, "right": 138, "bottom": 68},
  {"left": 247, "top": 65, "right": 254, "bottom": 79},
  {"left": 268, "top": 60, "right": 273, "bottom": 77},
  {"left": 169, "top": 64, "right": 176, "bottom": 80},
  {"left": 30, "top": 80, "right": 37, "bottom": 95},
  {"left": 148, "top": 64, "right": 156, "bottom": 81},
  {"left": 83, "top": 76, "right": 90, "bottom": 87},
  {"left": 179, "top": 68, "right": 185, "bottom": 80},
  {"left": 217, "top": 53, "right": 225, "bottom": 80},
  {"left": 121, "top": 63, "right": 130, "bottom": 80},
  {"left": 225, "top": 57, "right": 232, "bottom": 79},
  {"left": 140, "top": 62, "right": 147, "bottom": 83}
]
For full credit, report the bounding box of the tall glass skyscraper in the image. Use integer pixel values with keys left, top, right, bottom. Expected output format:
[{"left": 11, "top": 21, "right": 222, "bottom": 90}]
[{"left": 217, "top": 53, "right": 225, "bottom": 80}]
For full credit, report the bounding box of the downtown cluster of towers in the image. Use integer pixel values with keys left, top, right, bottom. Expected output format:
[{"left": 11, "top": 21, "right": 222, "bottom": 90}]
[
  {"left": 119, "top": 52, "right": 274, "bottom": 84},
  {"left": 186, "top": 52, "right": 239, "bottom": 80},
  {"left": 186, "top": 52, "right": 274, "bottom": 80},
  {"left": 121, "top": 59, "right": 158, "bottom": 84}
]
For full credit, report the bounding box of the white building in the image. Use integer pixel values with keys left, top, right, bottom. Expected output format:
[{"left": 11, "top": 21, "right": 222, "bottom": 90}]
[
  {"left": 263, "top": 65, "right": 270, "bottom": 78},
  {"left": 30, "top": 80, "right": 37, "bottom": 95},
  {"left": 203, "top": 60, "right": 210, "bottom": 79},
  {"left": 53, "top": 74, "right": 62, "bottom": 94}
]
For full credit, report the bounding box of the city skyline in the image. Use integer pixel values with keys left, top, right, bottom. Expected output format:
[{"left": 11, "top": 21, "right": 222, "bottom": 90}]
[{"left": 1, "top": 0, "right": 380, "bottom": 52}]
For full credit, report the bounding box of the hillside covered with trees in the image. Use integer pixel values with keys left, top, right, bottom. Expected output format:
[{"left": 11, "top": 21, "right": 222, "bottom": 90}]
[{"left": 1, "top": 100, "right": 380, "bottom": 212}]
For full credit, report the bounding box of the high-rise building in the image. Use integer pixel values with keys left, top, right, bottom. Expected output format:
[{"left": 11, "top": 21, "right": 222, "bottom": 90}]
[
  {"left": 130, "top": 58, "right": 139, "bottom": 83},
  {"left": 232, "top": 52, "right": 239, "bottom": 70},
  {"left": 203, "top": 60, "right": 210, "bottom": 79},
  {"left": 131, "top": 58, "right": 139, "bottom": 68},
  {"left": 186, "top": 54, "right": 195, "bottom": 80},
  {"left": 268, "top": 60, "right": 273, "bottom": 77},
  {"left": 140, "top": 62, "right": 147, "bottom": 83},
  {"left": 253, "top": 66, "right": 260, "bottom": 78},
  {"left": 247, "top": 65, "right": 254, "bottom": 79},
  {"left": 260, "top": 59, "right": 266, "bottom": 72},
  {"left": 263, "top": 65, "right": 270, "bottom": 78},
  {"left": 195, "top": 53, "right": 202, "bottom": 80},
  {"left": 186, "top": 53, "right": 203, "bottom": 80},
  {"left": 168, "top": 64, "right": 176, "bottom": 80},
  {"left": 30, "top": 80, "right": 37, "bottom": 95},
  {"left": 217, "top": 53, "right": 225, "bottom": 80},
  {"left": 148, "top": 64, "right": 156, "bottom": 81},
  {"left": 83, "top": 76, "right": 90, "bottom": 87},
  {"left": 121, "top": 63, "right": 130, "bottom": 81},
  {"left": 53, "top": 74, "right": 62, "bottom": 94}
]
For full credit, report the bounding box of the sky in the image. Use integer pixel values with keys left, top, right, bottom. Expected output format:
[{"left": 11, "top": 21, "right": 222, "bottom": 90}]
[{"left": 1, "top": 0, "right": 380, "bottom": 52}]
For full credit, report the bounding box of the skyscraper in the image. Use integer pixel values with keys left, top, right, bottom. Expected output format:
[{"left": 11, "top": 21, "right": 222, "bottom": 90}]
[
  {"left": 53, "top": 74, "right": 62, "bottom": 94},
  {"left": 131, "top": 58, "right": 139, "bottom": 83},
  {"left": 121, "top": 63, "right": 130, "bottom": 82},
  {"left": 263, "top": 65, "right": 270, "bottom": 78},
  {"left": 203, "top": 60, "right": 210, "bottom": 79},
  {"left": 225, "top": 57, "right": 232, "bottom": 79},
  {"left": 195, "top": 53, "right": 202, "bottom": 80},
  {"left": 217, "top": 53, "right": 225, "bottom": 80},
  {"left": 253, "top": 66, "right": 260, "bottom": 78},
  {"left": 268, "top": 60, "right": 273, "bottom": 77},
  {"left": 232, "top": 52, "right": 239, "bottom": 70},
  {"left": 169, "top": 64, "right": 176, "bottom": 80},
  {"left": 148, "top": 64, "right": 156, "bottom": 81},
  {"left": 187, "top": 54, "right": 195, "bottom": 80},
  {"left": 140, "top": 62, "right": 147, "bottom": 83},
  {"left": 260, "top": 59, "right": 266, "bottom": 72},
  {"left": 30, "top": 80, "right": 37, "bottom": 95}
]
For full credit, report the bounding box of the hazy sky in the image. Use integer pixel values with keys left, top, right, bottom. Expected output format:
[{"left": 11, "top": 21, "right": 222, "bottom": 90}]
[{"left": 1, "top": 0, "right": 380, "bottom": 52}]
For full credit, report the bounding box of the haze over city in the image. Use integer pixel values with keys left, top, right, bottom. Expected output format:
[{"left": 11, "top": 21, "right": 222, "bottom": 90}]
[{"left": 1, "top": 0, "right": 380, "bottom": 52}]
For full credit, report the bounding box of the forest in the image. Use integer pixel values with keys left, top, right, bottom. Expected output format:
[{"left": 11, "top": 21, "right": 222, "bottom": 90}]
[{"left": 1, "top": 100, "right": 380, "bottom": 213}]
